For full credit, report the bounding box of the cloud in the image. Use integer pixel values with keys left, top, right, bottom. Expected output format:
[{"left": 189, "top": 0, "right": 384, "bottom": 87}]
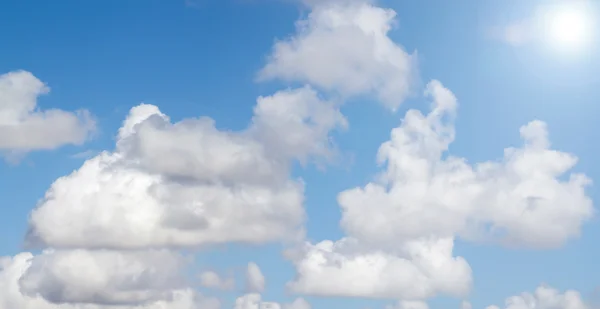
[
  {"left": 11, "top": 85, "right": 346, "bottom": 307},
  {"left": 257, "top": 1, "right": 416, "bottom": 111},
  {"left": 70, "top": 149, "right": 99, "bottom": 160},
  {"left": 234, "top": 293, "right": 311, "bottom": 309},
  {"left": 25, "top": 86, "right": 346, "bottom": 250},
  {"left": 246, "top": 263, "right": 265, "bottom": 293},
  {"left": 0, "top": 70, "right": 95, "bottom": 157},
  {"left": 286, "top": 80, "right": 593, "bottom": 300},
  {"left": 486, "top": 285, "right": 588, "bottom": 309},
  {"left": 199, "top": 270, "right": 235, "bottom": 291},
  {"left": 0, "top": 252, "right": 221, "bottom": 309},
  {"left": 18, "top": 250, "right": 186, "bottom": 306},
  {"left": 386, "top": 300, "right": 429, "bottom": 309},
  {"left": 287, "top": 236, "right": 471, "bottom": 300},
  {"left": 2, "top": 0, "right": 595, "bottom": 308},
  {"left": 283, "top": 298, "right": 312, "bottom": 309},
  {"left": 339, "top": 81, "right": 592, "bottom": 249}
]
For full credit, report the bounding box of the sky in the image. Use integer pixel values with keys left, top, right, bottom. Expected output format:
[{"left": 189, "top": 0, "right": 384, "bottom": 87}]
[{"left": 0, "top": 0, "right": 599, "bottom": 308}]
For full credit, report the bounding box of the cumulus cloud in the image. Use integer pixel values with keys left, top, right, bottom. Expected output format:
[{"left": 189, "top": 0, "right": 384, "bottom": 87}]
[
  {"left": 25, "top": 86, "right": 346, "bottom": 250},
  {"left": 2, "top": 0, "right": 595, "bottom": 307},
  {"left": 18, "top": 250, "right": 186, "bottom": 306},
  {"left": 234, "top": 293, "right": 310, "bottom": 309},
  {"left": 0, "top": 70, "right": 95, "bottom": 156},
  {"left": 258, "top": 1, "right": 416, "bottom": 111},
  {"left": 287, "top": 236, "right": 471, "bottom": 300},
  {"left": 199, "top": 270, "right": 235, "bottom": 291},
  {"left": 286, "top": 80, "right": 593, "bottom": 300},
  {"left": 246, "top": 263, "right": 265, "bottom": 293},
  {"left": 11, "top": 83, "right": 346, "bottom": 308},
  {"left": 487, "top": 285, "right": 588, "bottom": 309},
  {"left": 0, "top": 253, "right": 221, "bottom": 309},
  {"left": 339, "top": 81, "right": 592, "bottom": 249}
]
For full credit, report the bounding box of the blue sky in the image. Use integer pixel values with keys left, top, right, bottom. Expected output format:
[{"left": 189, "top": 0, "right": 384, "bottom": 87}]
[{"left": 0, "top": 0, "right": 599, "bottom": 309}]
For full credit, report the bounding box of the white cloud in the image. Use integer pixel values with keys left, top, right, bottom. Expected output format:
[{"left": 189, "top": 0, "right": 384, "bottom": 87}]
[
  {"left": 258, "top": 2, "right": 416, "bottom": 111},
  {"left": 286, "top": 80, "right": 593, "bottom": 300},
  {"left": 246, "top": 263, "right": 265, "bottom": 293},
  {"left": 18, "top": 249, "right": 186, "bottom": 306},
  {"left": 234, "top": 293, "right": 310, "bottom": 309},
  {"left": 283, "top": 298, "right": 311, "bottom": 309},
  {"left": 287, "top": 237, "right": 471, "bottom": 300},
  {"left": 16, "top": 86, "right": 345, "bottom": 308},
  {"left": 0, "top": 70, "right": 95, "bottom": 156},
  {"left": 487, "top": 285, "right": 588, "bottom": 309},
  {"left": 386, "top": 300, "right": 429, "bottom": 309},
  {"left": 2, "top": 0, "right": 595, "bottom": 308},
  {"left": 0, "top": 252, "right": 221, "bottom": 309},
  {"left": 461, "top": 300, "right": 472, "bottom": 309},
  {"left": 235, "top": 294, "right": 279, "bottom": 309},
  {"left": 25, "top": 86, "right": 346, "bottom": 250},
  {"left": 338, "top": 81, "right": 592, "bottom": 249},
  {"left": 199, "top": 271, "right": 235, "bottom": 291}
]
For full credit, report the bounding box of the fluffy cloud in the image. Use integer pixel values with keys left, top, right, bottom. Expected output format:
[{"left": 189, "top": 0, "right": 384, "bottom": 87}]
[
  {"left": 4, "top": 0, "right": 595, "bottom": 307},
  {"left": 199, "top": 271, "right": 235, "bottom": 291},
  {"left": 26, "top": 86, "right": 346, "bottom": 250},
  {"left": 0, "top": 70, "right": 95, "bottom": 155},
  {"left": 18, "top": 250, "right": 186, "bottom": 305},
  {"left": 234, "top": 293, "right": 310, "bottom": 309},
  {"left": 286, "top": 80, "right": 593, "bottom": 300},
  {"left": 0, "top": 253, "right": 221, "bottom": 309},
  {"left": 246, "top": 263, "right": 265, "bottom": 293},
  {"left": 287, "top": 237, "right": 471, "bottom": 300},
  {"left": 15, "top": 85, "right": 345, "bottom": 307},
  {"left": 339, "top": 81, "right": 592, "bottom": 248},
  {"left": 487, "top": 285, "right": 588, "bottom": 309},
  {"left": 258, "top": 1, "right": 416, "bottom": 111}
]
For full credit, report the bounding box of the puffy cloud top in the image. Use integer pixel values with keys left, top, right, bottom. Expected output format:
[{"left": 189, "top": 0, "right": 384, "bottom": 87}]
[
  {"left": 258, "top": 2, "right": 416, "bottom": 111},
  {"left": 26, "top": 86, "right": 346, "bottom": 250},
  {"left": 286, "top": 80, "right": 593, "bottom": 301},
  {"left": 486, "top": 285, "right": 588, "bottom": 309},
  {"left": 0, "top": 70, "right": 95, "bottom": 156}
]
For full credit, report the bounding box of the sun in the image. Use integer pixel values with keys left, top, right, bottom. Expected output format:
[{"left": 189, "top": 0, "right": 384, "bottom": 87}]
[
  {"left": 549, "top": 9, "right": 588, "bottom": 45},
  {"left": 539, "top": 3, "right": 594, "bottom": 52}
]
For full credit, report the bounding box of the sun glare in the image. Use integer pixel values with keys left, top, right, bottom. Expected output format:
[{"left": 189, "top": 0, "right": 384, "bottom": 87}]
[{"left": 539, "top": 3, "right": 594, "bottom": 52}]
